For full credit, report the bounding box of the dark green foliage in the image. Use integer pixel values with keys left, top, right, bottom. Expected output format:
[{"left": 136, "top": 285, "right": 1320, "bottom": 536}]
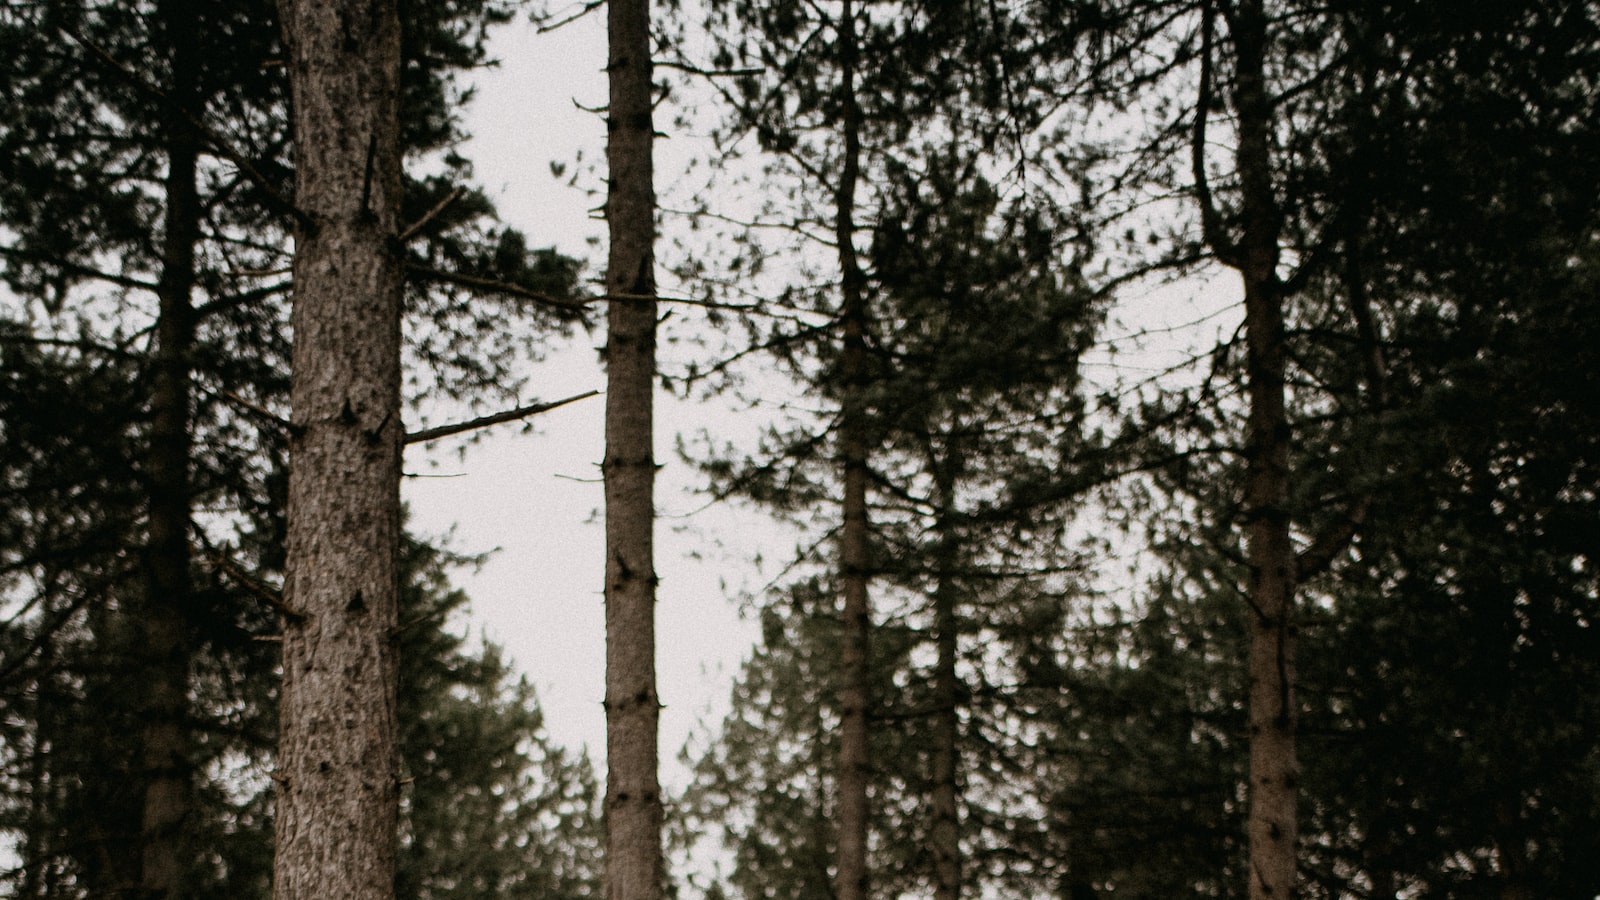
[
  {"left": 1032, "top": 577, "right": 1248, "bottom": 897},
  {"left": 396, "top": 539, "right": 604, "bottom": 900},
  {"left": 1, "top": 0, "right": 588, "bottom": 893},
  {"left": 684, "top": 0, "right": 1600, "bottom": 898}
]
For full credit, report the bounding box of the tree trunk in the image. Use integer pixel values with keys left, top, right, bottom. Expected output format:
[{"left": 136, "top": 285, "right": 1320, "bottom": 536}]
[
  {"left": 138, "top": 3, "right": 202, "bottom": 892},
  {"left": 273, "top": 1, "right": 405, "bottom": 896},
  {"left": 602, "top": 0, "right": 663, "bottom": 896},
  {"left": 1231, "top": 2, "right": 1299, "bottom": 896},
  {"left": 834, "top": 2, "right": 872, "bottom": 899},
  {"left": 930, "top": 478, "right": 961, "bottom": 900}
]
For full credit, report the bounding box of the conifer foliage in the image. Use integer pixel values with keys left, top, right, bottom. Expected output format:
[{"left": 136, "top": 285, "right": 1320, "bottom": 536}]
[{"left": 3, "top": 0, "right": 1599, "bottom": 898}]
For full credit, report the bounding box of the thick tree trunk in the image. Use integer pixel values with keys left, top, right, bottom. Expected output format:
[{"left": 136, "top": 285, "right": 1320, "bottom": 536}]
[
  {"left": 273, "top": 1, "right": 405, "bottom": 897},
  {"left": 834, "top": 2, "right": 872, "bottom": 899},
  {"left": 602, "top": 0, "right": 663, "bottom": 897},
  {"left": 1231, "top": 2, "right": 1299, "bottom": 897},
  {"left": 138, "top": 3, "right": 201, "bottom": 893}
]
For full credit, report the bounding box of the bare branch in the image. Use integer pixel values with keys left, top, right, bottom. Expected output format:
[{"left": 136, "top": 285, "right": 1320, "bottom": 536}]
[
  {"left": 399, "top": 187, "right": 465, "bottom": 244},
  {"left": 404, "top": 390, "right": 600, "bottom": 445},
  {"left": 535, "top": 0, "right": 604, "bottom": 34},
  {"left": 1193, "top": 3, "right": 1241, "bottom": 268},
  {"left": 406, "top": 262, "right": 594, "bottom": 311},
  {"left": 220, "top": 391, "right": 299, "bottom": 436}
]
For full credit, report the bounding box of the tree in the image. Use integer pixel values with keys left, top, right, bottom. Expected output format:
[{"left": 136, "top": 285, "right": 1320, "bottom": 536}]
[
  {"left": 681, "top": 148, "right": 1101, "bottom": 898},
  {"left": 680, "top": 2, "right": 1097, "bottom": 895},
  {"left": 2, "top": 0, "right": 584, "bottom": 891},
  {"left": 603, "top": 0, "right": 664, "bottom": 896},
  {"left": 2, "top": 1, "right": 290, "bottom": 891},
  {"left": 1053, "top": 3, "right": 1600, "bottom": 895},
  {"left": 272, "top": 0, "right": 406, "bottom": 895}
]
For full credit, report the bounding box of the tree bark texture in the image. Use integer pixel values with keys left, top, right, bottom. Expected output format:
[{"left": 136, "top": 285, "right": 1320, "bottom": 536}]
[
  {"left": 273, "top": 1, "right": 404, "bottom": 897},
  {"left": 834, "top": 2, "right": 872, "bottom": 898},
  {"left": 138, "top": 3, "right": 202, "bottom": 893},
  {"left": 603, "top": 0, "right": 664, "bottom": 897},
  {"left": 1230, "top": 2, "right": 1299, "bottom": 897}
]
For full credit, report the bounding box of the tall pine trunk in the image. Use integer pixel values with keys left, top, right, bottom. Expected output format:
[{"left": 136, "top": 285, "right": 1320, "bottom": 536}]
[
  {"left": 930, "top": 471, "right": 961, "bottom": 900},
  {"left": 273, "top": 1, "right": 405, "bottom": 896},
  {"left": 138, "top": 2, "right": 201, "bottom": 892},
  {"left": 1230, "top": 1, "right": 1298, "bottom": 896},
  {"left": 834, "top": 2, "right": 872, "bottom": 898},
  {"left": 603, "top": 0, "right": 663, "bottom": 896}
]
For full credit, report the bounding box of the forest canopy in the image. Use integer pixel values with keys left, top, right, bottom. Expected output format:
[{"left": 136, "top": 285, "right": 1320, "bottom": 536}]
[{"left": 1, "top": 0, "right": 1597, "bottom": 898}]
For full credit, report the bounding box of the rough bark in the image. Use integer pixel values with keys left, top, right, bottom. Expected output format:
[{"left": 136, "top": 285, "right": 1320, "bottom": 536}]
[
  {"left": 834, "top": 2, "right": 872, "bottom": 898},
  {"left": 1230, "top": 2, "right": 1299, "bottom": 896},
  {"left": 137, "top": 3, "right": 201, "bottom": 893},
  {"left": 272, "top": 1, "right": 405, "bottom": 897},
  {"left": 602, "top": 0, "right": 663, "bottom": 896}
]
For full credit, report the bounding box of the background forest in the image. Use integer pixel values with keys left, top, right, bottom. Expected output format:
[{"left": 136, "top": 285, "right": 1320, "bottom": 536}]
[{"left": 1, "top": 0, "right": 1597, "bottom": 899}]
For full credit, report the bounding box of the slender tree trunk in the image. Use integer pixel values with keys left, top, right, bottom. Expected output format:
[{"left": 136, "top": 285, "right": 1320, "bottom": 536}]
[
  {"left": 1493, "top": 778, "right": 1532, "bottom": 896},
  {"left": 929, "top": 474, "right": 961, "bottom": 900},
  {"left": 1231, "top": 2, "right": 1298, "bottom": 896},
  {"left": 273, "top": 1, "right": 404, "bottom": 896},
  {"left": 602, "top": 0, "right": 663, "bottom": 896},
  {"left": 833, "top": 2, "right": 872, "bottom": 898},
  {"left": 138, "top": 3, "right": 201, "bottom": 893},
  {"left": 21, "top": 651, "right": 57, "bottom": 898}
]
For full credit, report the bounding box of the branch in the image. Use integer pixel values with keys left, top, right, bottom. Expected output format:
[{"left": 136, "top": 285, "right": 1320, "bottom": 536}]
[
  {"left": 1192, "top": 3, "right": 1241, "bottom": 268},
  {"left": 1295, "top": 496, "right": 1369, "bottom": 583},
  {"left": 56, "top": 22, "right": 308, "bottom": 230},
  {"left": 1293, "top": 213, "right": 1388, "bottom": 584},
  {"left": 0, "top": 244, "right": 158, "bottom": 294},
  {"left": 399, "top": 187, "right": 465, "bottom": 244},
  {"left": 220, "top": 391, "right": 299, "bottom": 436},
  {"left": 656, "top": 58, "right": 763, "bottom": 78},
  {"left": 406, "top": 262, "right": 594, "bottom": 311},
  {"left": 199, "top": 542, "right": 304, "bottom": 623},
  {"left": 404, "top": 390, "right": 599, "bottom": 444},
  {"left": 0, "top": 332, "right": 137, "bottom": 359},
  {"left": 0, "top": 587, "right": 99, "bottom": 687},
  {"left": 192, "top": 279, "right": 292, "bottom": 322},
  {"left": 535, "top": 0, "right": 605, "bottom": 33}
]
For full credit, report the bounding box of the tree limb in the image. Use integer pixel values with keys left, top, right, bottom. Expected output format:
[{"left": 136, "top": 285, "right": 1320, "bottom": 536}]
[
  {"left": 404, "top": 390, "right": 600, "bottom": 444},
  {"left": 399, "top": 187, "right": 465, "bottom": 244},
  {"left": 1193, "top": 2, "right": 1242, "bottom": 269},
  {"left": 56, "top": 22, "right": 308, "bottom": 230},
  {"left": 406, "top": 262, "right": 594, "bottom": 311}
]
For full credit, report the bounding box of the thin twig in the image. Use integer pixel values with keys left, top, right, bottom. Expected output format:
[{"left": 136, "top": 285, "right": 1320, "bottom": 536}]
[
  {"left": 399, "top": 187, "right": 465, "bottom": 244},
  {"left": 536, "top": 0, "right": 605, "bottom": 34},
  {"left": 220, "top": 391, "right": 299, "bottom": 436}
]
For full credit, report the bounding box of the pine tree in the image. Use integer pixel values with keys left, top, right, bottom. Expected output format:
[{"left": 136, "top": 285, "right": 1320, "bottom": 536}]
[
  {"left": 395, "top": 539, "right": 604, "bottom": 900},
  {"left": 271, "top": 0, "right": 407, "bottom": 894},
  {"left": 603, "top": 0, "right": 665, "bottom": 896},
  {"left": 2, "top": 0, "right": 585, "bottom": 891}
]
